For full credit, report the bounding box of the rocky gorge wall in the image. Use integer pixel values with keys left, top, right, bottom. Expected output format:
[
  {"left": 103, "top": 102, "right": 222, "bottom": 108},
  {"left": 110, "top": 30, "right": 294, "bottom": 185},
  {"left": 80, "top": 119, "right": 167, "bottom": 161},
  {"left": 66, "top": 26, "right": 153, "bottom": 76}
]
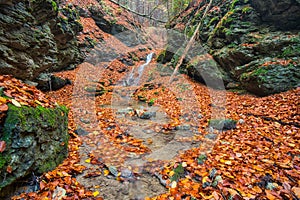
[
  {"left": 0, "top": 0, "right": 83, "bottom": 82},
  {"left": 0, "top": 75, "right": 69, "bottom": 198},
  {"left": 167, "top": 0, "right": 300, "bottom": 96}
]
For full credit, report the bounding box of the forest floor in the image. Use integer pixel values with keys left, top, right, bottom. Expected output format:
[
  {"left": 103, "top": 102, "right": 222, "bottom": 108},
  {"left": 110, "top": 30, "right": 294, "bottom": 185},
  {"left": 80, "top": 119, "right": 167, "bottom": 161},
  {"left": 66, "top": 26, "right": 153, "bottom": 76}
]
[
  {"left": 11, "top": 0, "right": 300, "bottom": 199},
  {"left": 12, "top": 36, "right": 300, "bottom": 200}
]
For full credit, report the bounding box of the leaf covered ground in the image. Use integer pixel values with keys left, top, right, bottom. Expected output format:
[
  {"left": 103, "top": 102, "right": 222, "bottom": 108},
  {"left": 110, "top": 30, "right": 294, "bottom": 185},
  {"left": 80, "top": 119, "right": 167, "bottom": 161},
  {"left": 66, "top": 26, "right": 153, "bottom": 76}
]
[
  {"left": 8, "top": 53, "right": 299, "bottom": 199},
  {"left": 5, "top": 0, "right": 300, "bottom": 199}
]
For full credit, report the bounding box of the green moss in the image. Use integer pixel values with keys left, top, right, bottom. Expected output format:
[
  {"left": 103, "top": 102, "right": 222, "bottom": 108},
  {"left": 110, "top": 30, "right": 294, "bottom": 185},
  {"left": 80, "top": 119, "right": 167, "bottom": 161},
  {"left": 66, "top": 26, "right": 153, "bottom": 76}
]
[
  {"left": 0, "top": 154, "right": 10, "bottom": 169},
  {"left": 185, "top": 25, "right": 196, "bottom": 38},
  {"left": 252, "top": 67, "right": 268, "bottom": 76},
  {"left": 242, "top": 6, "right": 252, "bottom": 14},
  {"left": 281, "top": 44, "right": 300, "bottom": 57},
  {"left": 208, "top": 16, "right": 220, "bottom": 27},
  {"left": 51, "top": 1, "right": 58, "bottom": 12},
  {"left": 4, "top": 104, "right": 69, "bottom": 138},
  {"left": 38, "top": 160, "right": 57, "bottom": 173},
  {"left": 156, "top": 50, "right": 166, "bottom": 62}
]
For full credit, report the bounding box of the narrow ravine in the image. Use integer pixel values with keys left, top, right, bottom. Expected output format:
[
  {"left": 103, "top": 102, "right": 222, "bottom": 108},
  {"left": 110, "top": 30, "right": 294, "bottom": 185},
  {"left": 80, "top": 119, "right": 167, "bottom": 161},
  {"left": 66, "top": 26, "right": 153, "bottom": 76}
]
[{"left": 6, "top": 0, "right": 299, "bottom": 199}]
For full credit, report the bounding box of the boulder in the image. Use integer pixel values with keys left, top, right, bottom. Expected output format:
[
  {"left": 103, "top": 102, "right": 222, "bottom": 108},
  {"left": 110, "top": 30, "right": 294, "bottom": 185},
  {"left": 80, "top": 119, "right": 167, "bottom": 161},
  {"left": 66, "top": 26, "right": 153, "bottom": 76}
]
[
  {"left": 168, "top": 0, "right": 300, "bottom": 96},
  {"left": 0, "top": 104, "right": 69, "bottom": 197},
  {"left": 0, "top": 75, "right": 69, "bottom": 197}
]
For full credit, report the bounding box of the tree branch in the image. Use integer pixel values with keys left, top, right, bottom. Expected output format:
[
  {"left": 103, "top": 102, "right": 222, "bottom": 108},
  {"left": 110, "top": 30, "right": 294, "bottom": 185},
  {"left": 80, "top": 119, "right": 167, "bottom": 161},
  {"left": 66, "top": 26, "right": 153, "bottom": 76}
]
[
  {"left": 107, "top": 0, "right": 167, "bottom": 23},
  {"left": 169, "top": 0, "right": 213, "bottom": 83}
]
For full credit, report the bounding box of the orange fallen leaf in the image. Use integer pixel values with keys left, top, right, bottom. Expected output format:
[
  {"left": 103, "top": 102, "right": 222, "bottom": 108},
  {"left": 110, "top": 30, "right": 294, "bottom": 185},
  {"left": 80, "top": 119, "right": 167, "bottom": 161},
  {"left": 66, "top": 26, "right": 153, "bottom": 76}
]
[
  {"left": 0, "top": 141, "right": 6, "bottom": 152},
  {"left": 7, "top": 165, "right": 12, "bottom": 173},
  {"left": 0, "top": 104, "right": 8, "bottom": 112},
  {"left": 292, "top": 187, "right": 300, "bottom": 198},
  {"left": 265, "top": 190, "right": 276, "bottom": 200}
]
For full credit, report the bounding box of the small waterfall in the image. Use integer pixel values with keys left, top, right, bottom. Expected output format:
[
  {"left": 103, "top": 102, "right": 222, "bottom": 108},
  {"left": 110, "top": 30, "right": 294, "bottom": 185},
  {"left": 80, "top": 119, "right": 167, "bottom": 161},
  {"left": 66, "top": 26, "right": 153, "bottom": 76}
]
[{"left": 125, "top": 52, "right": 154, "bottom": 86}]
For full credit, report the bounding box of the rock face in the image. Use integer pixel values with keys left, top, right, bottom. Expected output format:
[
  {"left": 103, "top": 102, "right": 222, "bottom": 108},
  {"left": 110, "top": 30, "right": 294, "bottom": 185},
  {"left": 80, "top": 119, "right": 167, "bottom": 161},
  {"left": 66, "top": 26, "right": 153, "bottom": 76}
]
[
  {"left": 167, "top": 0, "right": 300, "bottom": 96},
  {"left": 0, "top": 75, "right": 69, "bottom": 196},
  {"left": 0, "top": 104, "right": 69, "bottom": 195},
  {"left": 0, "top": 0, "right": 83, "bottom": 81},
  {"left": 250, "top": 0, "right": 300, "bottom": 30}
]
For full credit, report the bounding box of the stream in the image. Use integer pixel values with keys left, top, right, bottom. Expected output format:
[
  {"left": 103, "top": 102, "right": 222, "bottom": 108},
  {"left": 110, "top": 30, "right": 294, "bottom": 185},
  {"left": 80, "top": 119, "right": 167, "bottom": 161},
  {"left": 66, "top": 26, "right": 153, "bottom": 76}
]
[{"left": 72, "top": 48, "right": 212, "bottom": 199}]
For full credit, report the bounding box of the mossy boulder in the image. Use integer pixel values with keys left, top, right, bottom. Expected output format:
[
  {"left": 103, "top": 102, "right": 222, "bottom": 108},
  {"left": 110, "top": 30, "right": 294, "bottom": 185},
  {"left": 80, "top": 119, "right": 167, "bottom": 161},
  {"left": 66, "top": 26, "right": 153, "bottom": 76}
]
[
  {"left": 0, "top": 104, "right": 69, "bottom": 194},
  {"left": 239, "top": 59, "right": 300, "bottom": 96},
  {"left": 168, "top": 0, "right": 300, "bottom": 96}
]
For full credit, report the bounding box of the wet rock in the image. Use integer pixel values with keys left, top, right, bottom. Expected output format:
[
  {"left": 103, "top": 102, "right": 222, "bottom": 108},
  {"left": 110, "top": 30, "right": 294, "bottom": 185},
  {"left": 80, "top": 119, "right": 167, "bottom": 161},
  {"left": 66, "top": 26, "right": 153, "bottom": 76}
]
[
  {"left": 239, "top": 58, "right": 300, "bottom": 96},
  {"left": 116, "top": 107, "right": 134, "bottom": 115},
  {"left": 136, "top": 110, "right": 156, "bottom": 119},
  {"left": 208, "top": 119, "right": 237, "bottom": 130},
  {"left": 250, "top": 0, "right": 300, "bottom": 30},
  {"left": 175, "top": 124, "right": 191, "bottom": 130},
  {"left": 36, "top": 73, "right": 71, "bottom": 91},
  {"left": 186, "top": 54, "right": 231, "bottom": 89},
  {"left": 205, "top": 133, "right": 218, "bottom": 140},
  {"left": 74, "top": 127, "right": 89, "bottom": 136},
  {"left": 154, "top": 173, "right": 167, "bottom": 186},
  {"left": 143, "top": 129, "right": 153, "bottom": 134},
  {"left": 108, "top": 166, "right": 119, "bottom": 177},
  {"left": 120, "top": 168, "right": 134, "bottom": 179},
  {"left": 169, "top": 0, "right": 300, "bottom": 96}
]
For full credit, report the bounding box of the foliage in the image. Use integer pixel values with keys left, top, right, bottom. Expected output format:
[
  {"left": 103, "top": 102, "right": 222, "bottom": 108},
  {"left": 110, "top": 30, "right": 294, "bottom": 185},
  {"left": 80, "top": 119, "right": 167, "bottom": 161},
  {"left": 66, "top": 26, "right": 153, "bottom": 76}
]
[{"left": 170, "top": 163, "right": 184, "bottom": 182}]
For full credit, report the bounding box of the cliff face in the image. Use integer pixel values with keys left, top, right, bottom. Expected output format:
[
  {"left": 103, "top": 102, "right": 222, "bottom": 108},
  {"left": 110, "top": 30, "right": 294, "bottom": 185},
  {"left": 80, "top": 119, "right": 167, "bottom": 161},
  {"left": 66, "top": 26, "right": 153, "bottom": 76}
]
[
  {"left": 168, "top": 0, "right": 300, "bottom": 96},
  {"left": 0, "top": 0, "right": 83, "bottom": 81}
]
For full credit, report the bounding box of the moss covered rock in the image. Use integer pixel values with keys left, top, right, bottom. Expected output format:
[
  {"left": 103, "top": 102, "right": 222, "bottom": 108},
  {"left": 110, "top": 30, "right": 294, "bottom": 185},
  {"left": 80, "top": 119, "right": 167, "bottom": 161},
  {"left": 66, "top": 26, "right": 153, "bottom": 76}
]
[
  {"left": 168, "top": 0, "right": 300, "bottom": 96},
  {"left": 0, "top": 0, "right": 83, "bottom": 81},
  {"left": 0, "top": 104, "right": 69, "bottom": 193}
]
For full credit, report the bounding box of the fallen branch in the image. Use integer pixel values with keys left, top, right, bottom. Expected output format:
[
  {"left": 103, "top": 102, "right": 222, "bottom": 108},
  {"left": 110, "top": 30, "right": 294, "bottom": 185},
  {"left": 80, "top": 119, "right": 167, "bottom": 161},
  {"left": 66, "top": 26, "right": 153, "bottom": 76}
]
[
  {"left": 169, "top": 0, "right": 213, "bottom": 83},
  {"left": 107, "top": 0, "right": 167, "bottom": 23}
]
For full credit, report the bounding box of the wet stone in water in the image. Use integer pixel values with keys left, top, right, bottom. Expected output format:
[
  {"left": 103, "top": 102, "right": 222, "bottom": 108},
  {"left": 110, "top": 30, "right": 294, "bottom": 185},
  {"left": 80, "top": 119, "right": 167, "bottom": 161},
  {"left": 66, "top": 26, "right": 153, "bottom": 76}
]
[
  {"left": 175, "top": 124, "right": 191, "bottom": 130},
  {"left": 121, "top": 168, "right": 134, "bottom": 179},
  {"left": 205, "top": 133, "right": 218, "bottom": 140}
]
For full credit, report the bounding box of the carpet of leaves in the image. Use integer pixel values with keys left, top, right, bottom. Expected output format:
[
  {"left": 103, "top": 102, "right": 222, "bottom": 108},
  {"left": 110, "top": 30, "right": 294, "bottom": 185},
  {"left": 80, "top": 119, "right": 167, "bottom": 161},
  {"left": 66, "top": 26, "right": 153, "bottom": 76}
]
[
  {"left": 4, "top": 51, "right": 300, "bottom": 199},
  {"left": 5, "top": 0, "right": 300, "bottom": 198}
]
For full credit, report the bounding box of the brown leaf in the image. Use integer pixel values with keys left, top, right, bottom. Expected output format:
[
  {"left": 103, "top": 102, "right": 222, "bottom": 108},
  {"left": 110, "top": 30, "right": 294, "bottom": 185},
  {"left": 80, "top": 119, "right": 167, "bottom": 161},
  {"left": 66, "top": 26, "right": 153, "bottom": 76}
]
[
  {"left": 0, "top": 141, "right": 6, "bottom": 152},
  {"left": 0, "top": 104, "right": 8, "bottom": 112},
  {"left": 292, "top": 187, "right": 300, "bottom": 198},
  {"left": 6, "top": 165, "right": 12, "bottom": 173}
]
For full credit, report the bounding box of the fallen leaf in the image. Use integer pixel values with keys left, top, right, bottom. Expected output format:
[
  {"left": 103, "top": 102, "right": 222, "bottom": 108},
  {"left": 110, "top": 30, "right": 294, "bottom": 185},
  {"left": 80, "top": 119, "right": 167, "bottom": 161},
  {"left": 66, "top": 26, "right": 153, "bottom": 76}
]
[
  {"left": 292, "top": 187, "right": 300, "bottom": 198},
  {"left": 265, "top": 190, "right": 276, "bottom": 200},
  {"left": 7, "top": 165, "right": 12, "bottom": 173},
  {"left": 11, "top": 99, "right": 21, "bottom": 107},
  {"left": 171, "top": 181, "right": 177, "bottom": 188},
  {"left": 93, "top": 191, "right": 100, "bottom": 197},
  {"left": 0, "top": 141, "right": 6, "bottom": 152},
  {"left": 0, "top": 104, "right": 8, "bottom": 112}
]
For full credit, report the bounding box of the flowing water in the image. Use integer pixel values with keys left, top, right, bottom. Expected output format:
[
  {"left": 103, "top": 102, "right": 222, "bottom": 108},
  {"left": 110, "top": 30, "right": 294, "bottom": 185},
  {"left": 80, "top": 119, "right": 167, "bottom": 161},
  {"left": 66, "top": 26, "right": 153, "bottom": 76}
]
[
  {"left": 124, "top": 52, "right": 154, "bottom": 86},
  {"left": 74, "top": 51, "right": 206, "bottom": 199}
]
